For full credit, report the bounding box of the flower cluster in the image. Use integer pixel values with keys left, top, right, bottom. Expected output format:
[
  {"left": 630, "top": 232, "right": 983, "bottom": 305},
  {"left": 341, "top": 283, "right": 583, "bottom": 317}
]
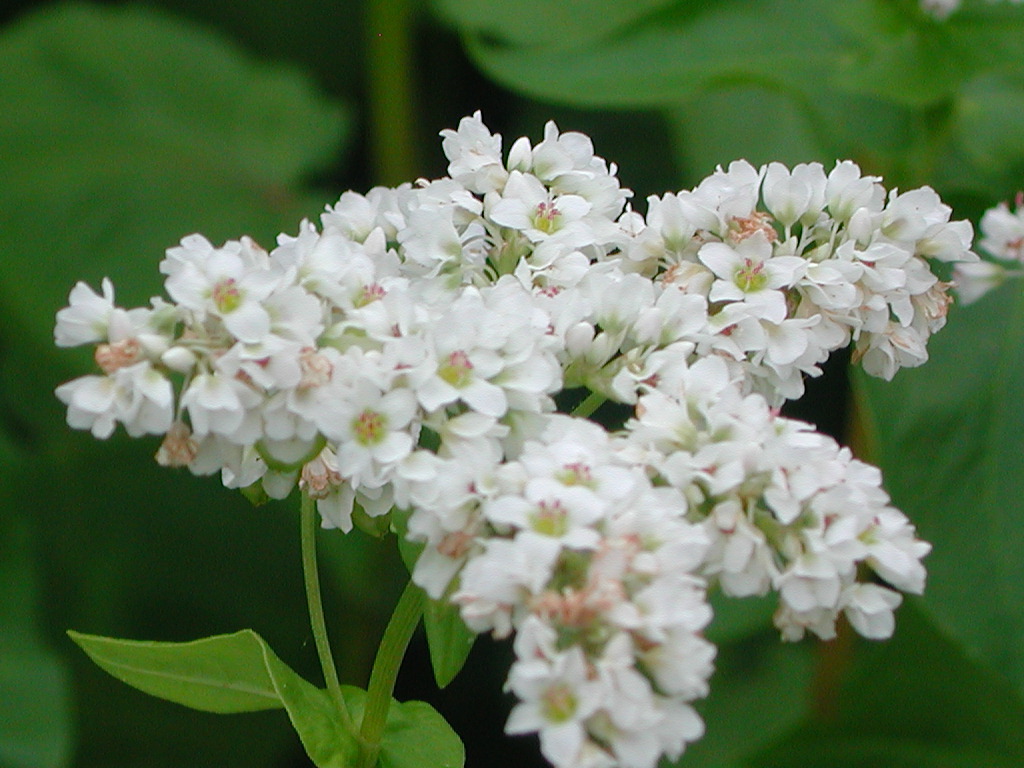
[
  {"left": 56, "top": 113, "right": 957, "bottom": 768},
  {"left": 954, "top": 192, "right": 1024, "bottom": 303},
  {"left": 401, "top": 416, "right": 715, "bottom": 767},
  {"left": 623, "top": 357, "right": 929, "bottom": 642}
]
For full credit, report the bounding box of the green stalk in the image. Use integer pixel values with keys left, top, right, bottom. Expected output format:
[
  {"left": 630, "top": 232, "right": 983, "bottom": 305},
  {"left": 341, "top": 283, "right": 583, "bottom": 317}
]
[
  {"left": 572, "top": 389, "right": 607, "bottom": 419},
  {"left": 358, "top": 580, "right": 426, "bottom": 768},
  {"left": 301, "top": 490, "right": 356, "bottom": 734},
  {"left": 366, "top": 0, "right": 416, "bottom": 186}
]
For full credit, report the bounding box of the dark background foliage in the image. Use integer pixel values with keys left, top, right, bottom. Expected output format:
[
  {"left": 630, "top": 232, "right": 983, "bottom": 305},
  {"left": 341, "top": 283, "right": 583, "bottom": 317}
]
[{"left": 1, "top": 1, "right": 1023, "bottom": 767}]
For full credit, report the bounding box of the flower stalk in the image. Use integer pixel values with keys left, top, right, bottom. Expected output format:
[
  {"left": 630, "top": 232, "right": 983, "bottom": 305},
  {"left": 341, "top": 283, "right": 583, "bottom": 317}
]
[
  {"left": 358, "top": 580, "right": 426, "bottom": 768},
  {"left": 301, "top": 490, "right": 356, "bottom": 734}
]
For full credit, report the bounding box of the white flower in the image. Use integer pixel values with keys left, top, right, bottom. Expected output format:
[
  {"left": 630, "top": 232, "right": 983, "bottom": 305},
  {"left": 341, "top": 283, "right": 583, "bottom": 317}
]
[
  {"left": 699, "top": 233, "right": 804, "bottom": 324},
  {"left": 316, "top": 379, "right": 418, "bottom": 489},
  {"left": 55, "top": 278, "right": 120, "bottom": 347},
  {"left": 825, "top": 161, "right": 884, "bottom": 223},
  {"left": 506, "top": 642, "right": 602, "bottom": 768},
  {"left": 762, "top": 162, "right": 826, "bottom": 228},
  {"left": 440, "top": 110, "right": 507, "bottom": 194},
  {"left": 980, "top": 197, "right": 1024, "bottom": 263},
  {"left": 842, "top": 583, "right": 902, "bottom": 639},
  {"left": 180, "top": 371, "right": 262, "bottom": 441},
  {"left": 953, "top": 260, "right": 1006, "bottom": 304},
  {"left": 56, "top": 363, "right": 173, "bottom": 438},
  {"left": 162, "top": 235, "right": 282, "bottom": 343}
]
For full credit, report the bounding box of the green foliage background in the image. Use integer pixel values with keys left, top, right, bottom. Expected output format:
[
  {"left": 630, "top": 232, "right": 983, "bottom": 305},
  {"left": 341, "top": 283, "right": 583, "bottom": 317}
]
[{"left": 1, "top": 0, "right": 1022, "bottom": 766}]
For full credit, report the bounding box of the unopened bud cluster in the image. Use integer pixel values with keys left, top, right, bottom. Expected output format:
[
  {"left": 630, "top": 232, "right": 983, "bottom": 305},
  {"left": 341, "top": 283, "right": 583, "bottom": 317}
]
[{"left": 56, "top": 113, "right": 969, "bottom": 768}]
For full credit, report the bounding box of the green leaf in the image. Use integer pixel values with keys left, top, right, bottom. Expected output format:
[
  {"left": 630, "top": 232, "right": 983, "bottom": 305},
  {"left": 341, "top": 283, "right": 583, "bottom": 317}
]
[
  {"left": 451, "top": 0, "right": 842, "bottom": 108},
  {"left": 67, "top": 629, "right": 290, "bottom": 713},
  {"left": 667, "top": 85, "right": 828, "bottom": 178},
  {"left": 432, "top": 0, "right": 678, "bottom": 48},
  {"left": 751, "top": 604, "right": 1024, "bottom": 767},
  {"left": 855, "top": 283, "right": 1024, "bottom": 699},
  {"left": 423, "top": 596, "right": 476, "bottom": 689},
  {"left": 955, "top": 74, "right": 1024, "bottom": 174},
  {"left": 68, "top": 629, "right": 359, "bottom": 767},
  {"left": 0, "top": 514, "right": 73, "bottom": 768},
  {"left": 0, "top": 1, "right": 348, "bottom": 430},
  {"left": 676, "top": 633, "right": 814, "bottom": 768},
  {"left": 343, "top": 688, "right": 465, "bottom": 768},
  {"left": 831, "top": 0, "right": 1024, "bottom": 107}
]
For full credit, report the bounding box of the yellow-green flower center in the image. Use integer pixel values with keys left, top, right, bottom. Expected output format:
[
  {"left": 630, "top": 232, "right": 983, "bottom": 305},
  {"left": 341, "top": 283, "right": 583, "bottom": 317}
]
[
  {"left": 438, "top": 350, "right": 474, "bottom": 388},
  {"left": 354, "top": 282, "right": 386, "bottom": 308},
  {"left": 541, "top": 683, "right": 578, "bottom": 723},
  {"left": 353, "top": 409, "right": 387, "bottom": 445},
  {"left": 734, "top": 258, "right": 768, "bottom": 293},
  {"left": 212, "top": 278, "right": 242, "bottom": 313},
  {"left": 554, "top": 462, "right": 595, "bottom": 488},
  {"left": 533, "top": 201, "right": 562, "bottom": 234},
  {"left": 529, "top": 500, "right": 569, "bottom": 537}
]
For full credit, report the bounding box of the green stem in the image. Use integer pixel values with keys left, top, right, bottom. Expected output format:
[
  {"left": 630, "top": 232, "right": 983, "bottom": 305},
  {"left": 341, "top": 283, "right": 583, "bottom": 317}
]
[
  {"left": 301, "top": 491, "right": 355, "bottom": 734},
  {"left": 358, "top": 580, "right": 426, "bottom": 768},
  {"left": 572, "top": 389, "right": 607, "bottom": 419},
  {"left": 366, "top": 0, "right": 416, "bottom": 186}
]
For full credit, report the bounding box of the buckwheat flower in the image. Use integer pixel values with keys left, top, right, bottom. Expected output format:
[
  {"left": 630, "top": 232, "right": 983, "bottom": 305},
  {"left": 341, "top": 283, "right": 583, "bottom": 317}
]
[
  {"left": 980, "top": 196, "right": 1024, "bottom": 262},
  {"left": 455, "top": 537, "right": 559, "bottom": 637},
  {"left": 506, "top": 639, "right": 602, "bottom": 768},
  {"left": 55, "top": 278, "right": 132, "bottom": 347},
  {"left": 855, "top": 322, "right": 928, "bottom": 380},
  {"left": 488, "top": 171, "right": 597, "bottom": 251},
  {"left": 841, "top": 583, "right": 902, "bottom": 639},
  {"left": 316, "top": 378, "right": 418, "bottom": 489},
  {"left": 692, "top": 160, "right": 763, "bottom": 225},
  {"left": 397, "top": 200, "right": 487, "bottom": 281},
  {"left": 825, "top": 161, "right": 885, "bottom": 223},
  {"left": 441, "top": 110, "right": 507, "bottom": 195},
  {"left": 56, "top": 362, "right": 173, "bottom": 438},
  {"left": 320, "top": 190, "right": 381, "bottom": 242},
  {"left": 698, "top": 233, "right": 805, "bottom": 324},
  {"left": 954, "top": 260, "right": 1006, "bottom": 303},
  {"left": 162, "top": 234, "right": 282, "bottom": 344},
  {"left": 762, "top": 161, "right": 827, "bottom": 228},
  {"left": 180, "top": 371, "right": 262, "bottom": 442},
  {"left": 509, "top": 120, "right": 632, "bottom": 220}
]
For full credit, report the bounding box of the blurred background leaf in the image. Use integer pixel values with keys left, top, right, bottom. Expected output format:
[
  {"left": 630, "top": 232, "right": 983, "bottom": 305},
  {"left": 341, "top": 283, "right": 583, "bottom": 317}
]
[
  {"left": 856, "top": 282, "right": 1024, "bottom": 701},
  {"left": 0, "top": 442, "right": 73, "bottom": 768}
]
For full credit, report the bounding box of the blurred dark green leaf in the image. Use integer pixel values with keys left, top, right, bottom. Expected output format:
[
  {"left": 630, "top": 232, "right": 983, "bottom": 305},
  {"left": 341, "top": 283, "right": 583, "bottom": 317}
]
[
  {"left": 855, "top": 283, "right": 1024, "bottom": 700},
  {"left": 667, "top": 85, "right": 827, "bottom": 177},
  {"left": 432, "top": 0, "right": 677, "bottom": 48},
  {"left": 0, "top": 509, "right": 73, "bottom": 768},
  {"left": 832, "top": 0, "right": 1024, "bottom": 107},
  {"left": 678, "top": 634, "right": 813, "bottom": 768},
  {"left": 752, "top": 604, "right": 1024, "bottom": 767},
  {"left": 955, "top": 73, "right": 1024, "bottom": 175},
  {"left": 451, "top": 0, "right": 839, "bottom": 109},
  {"left": 0, "top": 1, "right": 348, "bottom": 437}
]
